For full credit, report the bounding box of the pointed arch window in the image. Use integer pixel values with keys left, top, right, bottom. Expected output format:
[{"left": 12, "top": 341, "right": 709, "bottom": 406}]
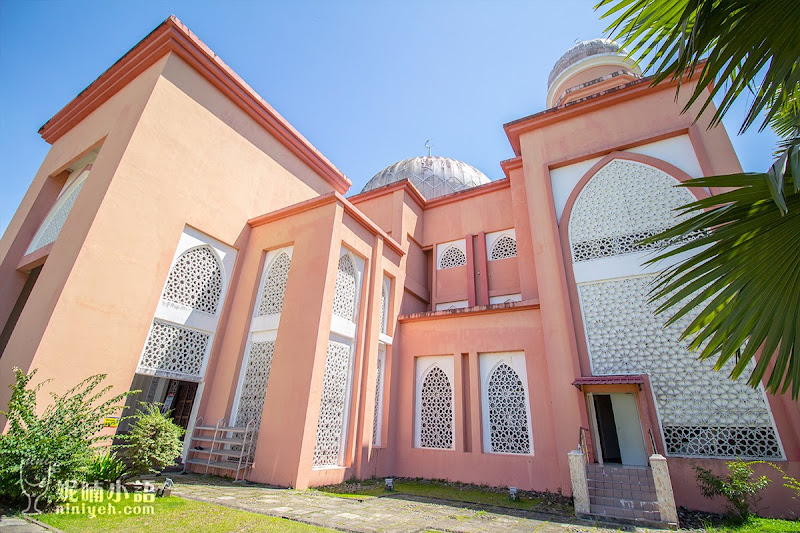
[
  {"left": 232, "top": 247, "right": 293, "bottom": 450},
  {"left": 416, "top": 358, "right": 454, "bottom": 450},
  {"left": 490, "top": 235, "right": 517, "bottom": 260},
  {"left": 479, "top": 352, "right": 533, "bottom": 454},
  {"left": 568, "top": 159, "right": 697, "bottom": 262},
  {"left": 438, "top": 246, "right": 467, "bottom": 269},
  {"left": 257, "top": 252, "right": 291, "bottom": 316},
  {"left": 313, "top": 247, "right": 364, "bottom": 468},
  {"left": 487, "top": 363, "right": 530, "bottom": 454},
  {"left": 161, "top": 246, "right": 223, "bottom": 314},
  {"left": 136, "top": 228, "right": 236, "bottom": 383}
]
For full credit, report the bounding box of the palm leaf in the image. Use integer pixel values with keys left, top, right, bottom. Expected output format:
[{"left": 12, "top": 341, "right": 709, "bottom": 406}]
[
  {"left": 641, "top": 173, "right": 800, "bottom": 398},
  {"left": 595, "top": 0, "right": 800, "bottom": 209}
]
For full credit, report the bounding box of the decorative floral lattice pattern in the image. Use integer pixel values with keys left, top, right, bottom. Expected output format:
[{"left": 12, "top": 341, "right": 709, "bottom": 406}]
[
  {"left": 439, "top": 246, "right": 466, "bottom": 269},
  {"left": 372, "top": 355, "right": 383, "bottom": 446},
  {"left": 490, "top": 236, "right": 517, "bottom": 260},
  {"left": 418, "top": 366, "right": 453, "bottom": 449},
  {"left": 28, "top": 179, "right": 86, "bottom": 253},
  {"left": 579, "top": 275, "right": 781, "bottom": 459},
  {"left": 487, "top": 363, "right": 531, "bottom": 454},
  {"left": 380, "top": 283, "right": 387, "bottom": 334},
  {"left": 144, "top": 377, "right": 160, "bottom": 403},
  {"left": 332, "top": 255, "right": 357, "bottom": 321},
  {"left": 313, "top": 340, "right": 352, "bottom": 467},
  {"left": 137, "top": 321, "right": 210, "bottom": 381},
  {"left": 235, "top": 341, "right": 275, "bottom": 429},
  {"left": 161, "top": 246, "right": 223, "bottom": 314},
  {"left": 569, "top": 160, "right": 696, "bottom": 262},
  {"left": 258, "top": 253, "right": 291, "bottom": 316}
]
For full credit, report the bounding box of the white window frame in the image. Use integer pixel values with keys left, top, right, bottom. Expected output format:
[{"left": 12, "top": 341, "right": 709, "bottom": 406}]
[
  {"left": 229, "top": 247, "right": 293, "bottom": 425},
  {"left": 372, "top": 343, "right": 387, "bottom": 447},
  {"left": 486, "top": 229, "right": 517, "bottom": 261},
  {"left": 489, "top": 294, "right": 522, "bottom": 305},
  {"left": 26, "top": 163, "right": 93, "bottom": 255},
  {"left": 136, "top": 227, "right": 236, "bottom": 382},
  {"left": 436, "top": 239, "right": 467, "bottom": 270},
  {"left": 313, "top": 246, "right": 365, "bottom": 469},
  {"left": 479, "top": 351, "right": 534, "bottom": 455},
  {"left": 414, "top": 355, "right": 455, "bottom": 450},
  {"left": 435, "top": 300, "right": 469, "bottom": 311}
]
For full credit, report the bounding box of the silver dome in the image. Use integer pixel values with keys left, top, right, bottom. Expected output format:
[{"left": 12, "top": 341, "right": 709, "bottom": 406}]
[
  {"left": 547, "top": 39, "right": 624, "bottom": 89},
  {"left": 362, "top": 156, "right": 491, "bottom": 200}
]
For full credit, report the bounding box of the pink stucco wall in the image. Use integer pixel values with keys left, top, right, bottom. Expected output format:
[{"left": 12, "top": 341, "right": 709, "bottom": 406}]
[{"left": 1, "top": 16, "right": 797, "bottom": 519}]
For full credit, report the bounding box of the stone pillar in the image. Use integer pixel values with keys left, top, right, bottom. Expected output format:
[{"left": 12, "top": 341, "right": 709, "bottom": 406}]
[
  {"left": 568, "top": 450, "right": 590, "bottom": 515},
  {"left": 650, "top": 454, "right": 678, "bottom": 525}
]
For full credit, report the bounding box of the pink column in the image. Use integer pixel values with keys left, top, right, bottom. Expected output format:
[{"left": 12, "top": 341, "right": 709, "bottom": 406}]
[
  {"left": 518, "top": 152, "right": 585, "bottom": 493},
  {"left": 475, "top": 232, "right": 489, "bottom": 306},
  {"left": 465, "top": 234, "right": 476, "bottom": 307}
]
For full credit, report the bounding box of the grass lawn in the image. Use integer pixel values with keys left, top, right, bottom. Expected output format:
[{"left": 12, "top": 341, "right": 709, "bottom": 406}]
[
  {"left": 313, "top": 477, "right": 573, "bottom": 515},
  {"left": 701, "top": 516, "right": 800, "bottom": 532},
  {"left": 36, "top": 490, "right": 332, "bottom": 533}
]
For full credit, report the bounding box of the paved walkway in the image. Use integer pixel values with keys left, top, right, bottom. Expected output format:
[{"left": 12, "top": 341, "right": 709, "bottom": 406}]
[
  {"left": 170, "top": 474, "right": 667, "bottom": 532},
  {"left": 0, "top": 516, "right": 48, "bottom": 533}
]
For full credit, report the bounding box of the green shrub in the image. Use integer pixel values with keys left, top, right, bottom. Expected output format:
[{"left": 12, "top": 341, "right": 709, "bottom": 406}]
[
  {"left": 0, "top": 368, "right": 133, "bottom": 509},
  {"left": 85, "top": 451, "right": 128, "bottom": 486},
  {"left": 770, "top": 463, "right": 800, "bottom": 503},
  {"left": 120, "top": 402, "right": 184, "bottom": 477},
  {"left": 695, "top": 460, "right": 771, "bottom": 520}
]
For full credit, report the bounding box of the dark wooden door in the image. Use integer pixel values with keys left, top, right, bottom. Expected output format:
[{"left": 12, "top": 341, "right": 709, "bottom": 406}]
[{"left": 171, "top": 381, "right": 198, "bottom": 431}]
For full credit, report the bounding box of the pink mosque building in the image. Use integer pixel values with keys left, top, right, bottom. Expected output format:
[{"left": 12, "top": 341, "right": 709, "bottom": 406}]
[{"left": 1, "top": 16, "right": 798, "bottom": 524}]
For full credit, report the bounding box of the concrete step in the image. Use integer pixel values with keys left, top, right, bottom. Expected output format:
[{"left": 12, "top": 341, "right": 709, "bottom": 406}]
[
  {"left": 588, "top": 486, "right": 657, "bottom": 502},
  {"left": 584, "top": 463, "right": 666, "bottom": 527},
  {"left": 589, "top": 494, "right": 659, "bottom": 511},
  {"left": 590, "top": 503, "right": 662, "bottom": 524},
  {"left": 587, "top": 480, "right": 656, "bottom": 493}
]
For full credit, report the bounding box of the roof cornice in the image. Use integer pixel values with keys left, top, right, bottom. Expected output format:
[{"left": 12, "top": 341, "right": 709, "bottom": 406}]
[
  {"left": 348, "top": 179, "right": 426, "bottom": 210},
  {"left": 38, "top": 15, "right": 351, "bottom": 194},
  {"left": 503, "top": 63, "right": 706, "bottom": 156},
  {"left": 424, "top": 178, "right": 510, "bottom": 208},
  {"left": 247, "top": 192, "right": 404, "bottom": 256}
]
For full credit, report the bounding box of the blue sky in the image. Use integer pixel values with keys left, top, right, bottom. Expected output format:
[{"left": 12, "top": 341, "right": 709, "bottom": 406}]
[{"left": 0, "top": 0, "right": 778, "bottom": 235}]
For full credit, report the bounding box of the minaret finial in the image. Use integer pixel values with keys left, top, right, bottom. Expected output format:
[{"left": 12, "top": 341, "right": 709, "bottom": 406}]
[{"left": 425, "top": 139, "right": 433, "bottom": 156}]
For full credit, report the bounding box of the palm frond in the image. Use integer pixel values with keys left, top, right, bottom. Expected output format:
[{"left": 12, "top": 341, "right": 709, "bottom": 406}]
[
  {"left": 641, "top": 173, "right": 800, "bottom": 398},
  {"left": 595, "top": 0, "right": 800, "bottom": 134}
]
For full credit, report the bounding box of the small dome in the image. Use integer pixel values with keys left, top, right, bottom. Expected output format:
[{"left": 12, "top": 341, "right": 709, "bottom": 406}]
[
  {"left": 545, "top": 38, "right": 642, "bottom": 108},
  {"left": 362, "top": 156, "right": 491, "bottom": 200},
  {"left": 547, "top": 39, "right": 624, "bottom": 89}
]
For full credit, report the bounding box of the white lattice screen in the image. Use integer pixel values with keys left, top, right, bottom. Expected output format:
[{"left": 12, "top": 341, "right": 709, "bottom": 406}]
[
  {"left": 257, "top": 252, "right": 291, "bottom": 316},
  {"left": 380, "top": 282, "right": 387, "bottom": 334},
  {"left": 138, "top": 321, "right": 209, "bottom": 382},
  {"left": 235, "top": 341, "right": 275, "bottom": 428},
  {"left": 439, "top": 246, "right": 467, "bottom": 269},
  {"left": 486, "top": 363, "right": 530, "bottom": 454},
  {"left": 568, "top": 160, "right": 696, "bottom": 262},
  {"left": 579, "top": 276, "right": 781, "bottom": 459},
  {"left": 231, "top": 247, "right": 293, "bottom": 454},
  {"left": 161, "top": 246, "right": 223, "bottom": 314},
  {"left": 418, "top": 365, "right": 454, "bottom": 449},
  {"left": 26, "top": 169, "right": 89, "bottom": 254},
  {"left": 567, "top": 158, "right": 781, "bottom": 459},
  {"left": 313, "top": 340, "right": 353, "bottom": 466},
  {"left": 490, "top": 235, "right": 517, "bottom": 260},
  {"left": 372, "top": 346, "right": 385, "bottom": 446},
  {"left": 136, "top": 228, "right": 235, "bottom": 386},
  {"left": 333, "top": 254, "right": 357, "bottom": 320},
  {"left": 313, "top": 247, "right": 362, "bottom": 468}
]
